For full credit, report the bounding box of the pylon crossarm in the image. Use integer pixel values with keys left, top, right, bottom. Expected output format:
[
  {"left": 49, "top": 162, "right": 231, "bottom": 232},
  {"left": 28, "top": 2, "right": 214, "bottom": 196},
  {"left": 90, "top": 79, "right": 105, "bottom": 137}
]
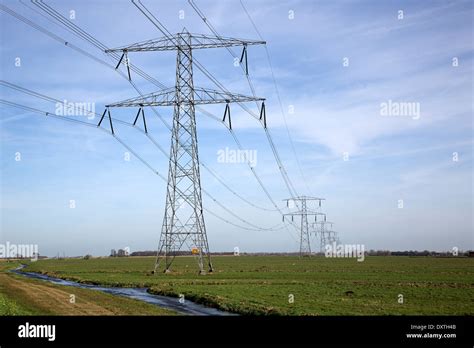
[
  {"left": 105, "top": 33, "right": 265, "bottom": 53},
  {"left": 284, "top": 211, "right": 326, "bottom": 216},
  {"left": 106, "top": 87, "right": 264, "bottom": 107},
  {"left": 284, "top": 196, "right": 326, "bottom": 201}
]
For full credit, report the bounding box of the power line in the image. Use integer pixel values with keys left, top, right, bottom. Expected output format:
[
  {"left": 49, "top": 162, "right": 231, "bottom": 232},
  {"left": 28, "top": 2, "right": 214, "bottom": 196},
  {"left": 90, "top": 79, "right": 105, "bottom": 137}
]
[
  {"left": 0, "top": 100, "right": 97, "bottom": 128},
  {"left": 20, "top": 1, "right": 282, "bottom": 215},
  {"left": 0, "top": 98, "right": 287, "bottom": 235},
  {"left": 0, "top": 82, "right": 282, "bottom": 232},
  {"left": 0, "top": 3, "right": 121, "bottom": 73},
  {"left": 5, "top": 2, "right": 291, "bottom": 214},
  {"left": 187, "top": 0, "right": 300, "bottom": 199},
  {"left": 239, "top": 0, "right": 314, "bottom": 196},
  {"left": 102, "top": 6, "right": 271, "bottom": 272},
  {"left": 187, "top": 0, "right": 260, "bottom": 109},
  {"left": 0, "top": 5, "right": 280, "bottom": 214},
  {"left": 185, "top": 2, "right": 305, "bottom": 244},
  {"left": 132, "top": 0, "right": 263, "bottom": 123},
  {"left": 186, "top": 1, "right": 341, "bottom": 248},
  {"left": 35, "top": 1, "right": 279, "bottom": 218},
  {"left": 114, "top": 0, "right": 311, "bottom": 270},
  {"left": 2, "top": 81, "right": 281, "bottom": 223},
  {"left": 30, "top": 0, "right": 166, "bottom": 88},
  {"left": 2, "top": 3, "right": 304, "bottom": 249},
  {"left": 130, "top": 0, "right": 304, "bottom": 233},
  {"left": 185, "top": 1, "right": 306, "bottom": 241}
]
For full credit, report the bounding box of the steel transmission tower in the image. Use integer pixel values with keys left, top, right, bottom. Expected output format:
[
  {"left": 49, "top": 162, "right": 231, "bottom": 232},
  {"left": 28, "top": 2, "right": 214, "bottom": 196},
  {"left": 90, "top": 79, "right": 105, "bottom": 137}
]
[
  {"left": 283, "top": 196, "right": 326, "bottom": 256},
  {"left": 313, "top": 220, "right": 337, "bottom": 252},
  {"left": 105, "top": 30, "right": 265, "bottom": 274}
]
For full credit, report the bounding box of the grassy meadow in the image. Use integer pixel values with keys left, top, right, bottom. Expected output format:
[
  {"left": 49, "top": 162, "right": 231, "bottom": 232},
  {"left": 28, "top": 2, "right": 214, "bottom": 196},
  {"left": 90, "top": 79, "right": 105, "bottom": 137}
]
[{"left": 17, "top": 255, "right": 474, "bottom": 315}]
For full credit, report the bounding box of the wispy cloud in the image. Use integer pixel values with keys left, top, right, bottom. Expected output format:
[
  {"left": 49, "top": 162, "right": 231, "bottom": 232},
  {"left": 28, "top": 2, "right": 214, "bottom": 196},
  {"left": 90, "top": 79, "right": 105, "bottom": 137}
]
[{"left": 1, "top": 0, "right": 472, "bottom": 255}]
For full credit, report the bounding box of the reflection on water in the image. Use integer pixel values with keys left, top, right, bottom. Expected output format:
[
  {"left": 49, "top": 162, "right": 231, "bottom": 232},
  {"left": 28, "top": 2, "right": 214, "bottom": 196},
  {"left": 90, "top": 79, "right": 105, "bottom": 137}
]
[{"left": 12, "top": 266, "right": 236, "bottom": 316}]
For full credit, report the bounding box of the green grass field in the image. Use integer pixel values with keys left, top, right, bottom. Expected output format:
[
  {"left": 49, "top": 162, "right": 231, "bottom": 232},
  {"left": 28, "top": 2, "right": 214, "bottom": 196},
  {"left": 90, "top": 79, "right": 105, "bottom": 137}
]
[{"left": 21, "top": 255, "right": 474, "bottom": 315}]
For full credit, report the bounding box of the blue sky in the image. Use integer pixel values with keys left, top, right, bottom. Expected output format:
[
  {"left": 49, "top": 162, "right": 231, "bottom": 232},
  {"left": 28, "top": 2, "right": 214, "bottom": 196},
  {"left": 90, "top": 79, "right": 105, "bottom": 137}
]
[{"left": 1, "top": 0, "right": 472, "bottom": 256}]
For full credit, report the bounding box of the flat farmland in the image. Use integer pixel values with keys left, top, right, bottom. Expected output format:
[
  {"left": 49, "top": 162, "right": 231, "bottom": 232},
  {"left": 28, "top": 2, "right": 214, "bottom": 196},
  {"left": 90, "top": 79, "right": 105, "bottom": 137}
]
[{"left": 20, "top": 256, "right": 474, "bottom": 315}]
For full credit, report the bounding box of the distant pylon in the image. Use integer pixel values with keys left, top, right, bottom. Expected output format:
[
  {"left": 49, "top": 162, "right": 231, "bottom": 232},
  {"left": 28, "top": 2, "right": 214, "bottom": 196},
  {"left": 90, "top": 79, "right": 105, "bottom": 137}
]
[
  {"left": 313, "top": 220, "right": 336, "bottom": 252},
  {"left": 283, "top": 196, "right": 326, "bottom": 256},
  {"left": 105, "top": 30, "right": 265, "bottom": 273}
]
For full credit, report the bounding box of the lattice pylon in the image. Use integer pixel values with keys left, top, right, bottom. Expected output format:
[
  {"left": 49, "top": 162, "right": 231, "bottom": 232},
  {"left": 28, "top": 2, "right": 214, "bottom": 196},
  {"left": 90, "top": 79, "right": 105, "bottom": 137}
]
[
  {"left": 283, "top": 196, "right": 326, "bottom": 257},
  {"left": 104, "top": 29, "right": 265, "bottom": 273},
  {"left": 299, "top": 199, "right": 311, "bottom": 255},
  {"left": 155, "top": 32, "right": 212, "bottom": 274}
]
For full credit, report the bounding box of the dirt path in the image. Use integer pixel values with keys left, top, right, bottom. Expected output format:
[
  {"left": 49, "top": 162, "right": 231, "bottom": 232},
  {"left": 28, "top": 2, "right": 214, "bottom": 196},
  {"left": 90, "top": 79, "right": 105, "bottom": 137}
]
[
  {"left": 0, "top": 273, "right": 116, "bottom": 315},
  {"left": 0, "top": 273, "right": 174, "bottom": 315}
]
